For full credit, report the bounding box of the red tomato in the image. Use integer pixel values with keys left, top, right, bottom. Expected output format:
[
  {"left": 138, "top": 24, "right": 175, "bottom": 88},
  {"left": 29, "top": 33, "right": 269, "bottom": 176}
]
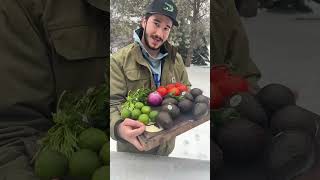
[
  {"left": 175, "top": 82, "right": 184, "bottom": 87},
  {"left": 211, "top": 65, "right": 229, "bottom": 83},
  {"left": 211, "top": 85, "right": 224, "bottom": 109},
  {"left": 157, "top": 86, "right": 168, "bottom": 97},
  {"left": 168, "top": 87, "right": 181, "bottom": 96},
  {"left": 177, "top": 84, "right": 188, "bottom": 92},
  {"left": 218, "top": 75, "right": 249, "bottom": 98},
  {"left": 166, "top": 83, "right": 176, "bottom": 90}
]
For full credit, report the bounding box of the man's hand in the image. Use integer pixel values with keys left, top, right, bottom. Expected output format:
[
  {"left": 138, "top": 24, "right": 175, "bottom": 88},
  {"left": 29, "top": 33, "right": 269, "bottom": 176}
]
[{"left": 118, "top": 118, "right": 145, "bottom": 151}]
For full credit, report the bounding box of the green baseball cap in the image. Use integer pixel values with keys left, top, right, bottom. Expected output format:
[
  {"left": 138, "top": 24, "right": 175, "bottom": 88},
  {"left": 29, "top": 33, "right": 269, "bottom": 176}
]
[{"left": 145, "top": 0, "right": 179, "bottom": 26}]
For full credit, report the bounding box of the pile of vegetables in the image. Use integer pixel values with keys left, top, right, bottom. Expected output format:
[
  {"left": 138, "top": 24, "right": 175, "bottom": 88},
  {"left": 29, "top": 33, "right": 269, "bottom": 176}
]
[
  {"left": 211, "top": 64, "right": 319, "bottom": 166},
  {"left": 33, "top": 84, "right": 109, "bottom": 180},
  {"left": 120, "top": 82, "right": 210, "bottom": 132}
]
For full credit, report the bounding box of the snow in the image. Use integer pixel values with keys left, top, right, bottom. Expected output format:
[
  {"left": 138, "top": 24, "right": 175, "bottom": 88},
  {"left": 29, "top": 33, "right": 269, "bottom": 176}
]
[{"left": 110, "top": 65, "right": 210, "bottom": 161}]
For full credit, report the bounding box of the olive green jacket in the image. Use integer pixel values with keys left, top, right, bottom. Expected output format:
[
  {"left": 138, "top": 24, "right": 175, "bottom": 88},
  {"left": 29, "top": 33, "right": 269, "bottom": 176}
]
[
  {"left": 212, "top": 0, "right": 261, "bottom": 86},
  {"left": 0, "top": 0, "right": 107, "bottom": 178},
  {"left": 0, "top": 0, "right": 107, "bottom": 130},
  {"left": 110, "top": 42, "right": 191, "bottom": 155}
]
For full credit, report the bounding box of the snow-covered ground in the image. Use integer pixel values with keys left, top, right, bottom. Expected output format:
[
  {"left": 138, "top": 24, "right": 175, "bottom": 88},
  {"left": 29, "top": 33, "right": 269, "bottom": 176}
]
[{"left": 110, "top": 65, "right": 210, "bottom": 161}]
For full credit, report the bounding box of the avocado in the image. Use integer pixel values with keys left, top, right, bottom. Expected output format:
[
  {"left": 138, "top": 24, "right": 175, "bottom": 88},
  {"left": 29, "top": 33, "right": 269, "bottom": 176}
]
[
  {"left": 182, "top": 92, "right": 194, "bottom": 101},
  {"left": 162, "top": 104, "right": 180, "bottom": 118},
  {"left": 178, "top": 99, "right": 194, "bottom": 113},
  {"left": 256, "top": 83, "right": 295, "bottom": 113},
  {"left": 156, "top": 111, "right": 173, "bottom": 129},
  {"left": 190, "top": 88, "right": 203, "bottom": 97},
  {"left": 267, "top": 130, "right": 315, "bottom": 179},
  {"left": 216, "top": 118, "right": 266, "bottom": 162},
  {"left": 270, "top": 105, "right": 318, "bottom": 136},
  {"left": 161, "top": 97, "right": 178, "bottom": 105},
  {"left": 227, "top": 92, "right": 268, "bottom": 127},
  {"left": 195, "top": 94, "right": 209, "bottom": 104},
  {"left": 193, "top": 103, "right": 208, "bottom": 118}
]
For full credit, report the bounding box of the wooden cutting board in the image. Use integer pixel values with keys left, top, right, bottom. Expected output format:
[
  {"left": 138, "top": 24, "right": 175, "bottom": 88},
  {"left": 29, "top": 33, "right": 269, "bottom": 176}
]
[{"left": 138, "top": 111, "right": 210, "bottom": 151}]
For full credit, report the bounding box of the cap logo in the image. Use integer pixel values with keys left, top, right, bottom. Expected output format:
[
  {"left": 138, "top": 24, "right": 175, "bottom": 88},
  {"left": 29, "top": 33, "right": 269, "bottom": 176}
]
[{"left": 163, "top": 2, "right": 174, "bottom": 12}]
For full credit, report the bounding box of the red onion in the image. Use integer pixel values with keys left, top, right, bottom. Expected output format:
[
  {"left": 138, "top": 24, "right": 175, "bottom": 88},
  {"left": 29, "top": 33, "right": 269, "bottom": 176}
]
[{"left": 147, "top": 91, "right": 163, "bottom": 106}]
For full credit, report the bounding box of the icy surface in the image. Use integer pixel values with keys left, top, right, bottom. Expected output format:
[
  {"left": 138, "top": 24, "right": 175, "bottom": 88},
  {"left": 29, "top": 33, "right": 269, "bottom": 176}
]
[{"left": 110, "top": 152, "right": 210, "bottom": 180}]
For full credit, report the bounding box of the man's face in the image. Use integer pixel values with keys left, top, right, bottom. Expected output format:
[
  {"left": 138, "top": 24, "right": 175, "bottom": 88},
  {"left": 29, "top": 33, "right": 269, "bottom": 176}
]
[{"left": 142, "top": 14, "right": 173, "bottom": 50}]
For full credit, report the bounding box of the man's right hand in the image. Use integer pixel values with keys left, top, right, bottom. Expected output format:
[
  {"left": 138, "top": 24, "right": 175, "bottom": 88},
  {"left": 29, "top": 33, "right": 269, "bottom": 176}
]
[{"left": 117, "top": 118, "right": 145, "bottom": 151}]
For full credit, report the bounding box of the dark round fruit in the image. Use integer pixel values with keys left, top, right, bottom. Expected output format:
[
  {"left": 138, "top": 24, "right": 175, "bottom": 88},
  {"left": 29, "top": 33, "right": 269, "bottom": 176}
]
[
  {"left": 216, "top": 118, "right": 266, "bottom": 162},
  {"left": 161, "top": 97, "right": 178, "bottom": 105},
  {"left": 161, "top": 104, "right": 180, "bottom": 118},
  {"left": 270, "top": 105, "right": 318, "bottom": 136},
  {"left": 256, "top": 83, "right": 295, "bottom": 113},
  {"left": 193, "top": 103, "right": 208, "bottom": 118},
  {"left": 267, "top": 130, "right": 315, "bottom": 180},
  {"left": 190, "top": 88, "right": 203, "bottom": 97},
  {"left": 156, "top": 111, "right": 173, "bottom": 129},
  {"left": 178, "top": 99, "right": 193, "bottom": 113},
  {"left": 227, "top": 92, "right": 268, "bottom": 128},
  {"left": 195, "top": 95, "right": 209, "bottom": 104},
  {"left": 182, "top": 92, "right": 194, "bottom": 101}
]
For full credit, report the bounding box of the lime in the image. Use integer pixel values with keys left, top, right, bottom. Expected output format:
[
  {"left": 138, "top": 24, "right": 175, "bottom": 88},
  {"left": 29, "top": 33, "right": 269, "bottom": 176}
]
[
  {"left": 78, "top": 128, "right": 107, "bottom": 152},
  {"left": 99, "top": 143, "right": 109, "bottom": 165},
  {"left": 92, "top": 166, "right": 109, "bottom": 180},
  {"left": 69, "top": 149, "right": 101, "bottom": 179},
  {"left": 120, "top": 108, "right": 131, "bottom": 119},
  {"left": 35, "top": 150, "right": 68, "bottom": 179},
  {"left": 149, "top": 110, "right": 159, "bottom": 122},
  {"left": 138, "top": 114, "right": 149, "bottom": 125},
  {"left": 131, "top": 109, "right": 142, "bottom": 120},
  {"left": 134, "top": 102, "right": 144, "bottom": 109},
  {"left": 141, "top": 106, "right": 151, "bottom": 115}
]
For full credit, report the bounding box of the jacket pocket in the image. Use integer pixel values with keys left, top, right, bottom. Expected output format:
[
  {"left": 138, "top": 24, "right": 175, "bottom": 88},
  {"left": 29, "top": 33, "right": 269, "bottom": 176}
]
[
  {"left": 125, "top": 69, "right": 150, "bottom": 91},
  {"left": 50, "top": 26, "right": 106, "bottom": 60},
  {"left": 48, "top": 25, "right": 107, "bottom": 93}
]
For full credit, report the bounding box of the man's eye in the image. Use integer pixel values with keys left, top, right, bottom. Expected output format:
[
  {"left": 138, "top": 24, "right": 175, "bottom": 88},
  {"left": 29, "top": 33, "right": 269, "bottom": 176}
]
[{"left": 154, "top": 22, "right": 160, "bottom": 27}]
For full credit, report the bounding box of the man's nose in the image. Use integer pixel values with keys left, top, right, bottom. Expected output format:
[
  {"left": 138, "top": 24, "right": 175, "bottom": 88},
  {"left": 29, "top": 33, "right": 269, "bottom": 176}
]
[{"left": 155, "top": 28, "right": 164, "bottom": 39}]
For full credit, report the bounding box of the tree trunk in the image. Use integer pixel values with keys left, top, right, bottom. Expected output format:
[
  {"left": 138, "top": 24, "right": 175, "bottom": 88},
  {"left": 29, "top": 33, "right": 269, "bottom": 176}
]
[{"left": 185, "top": 0, "right": 200, "bottom": 67}]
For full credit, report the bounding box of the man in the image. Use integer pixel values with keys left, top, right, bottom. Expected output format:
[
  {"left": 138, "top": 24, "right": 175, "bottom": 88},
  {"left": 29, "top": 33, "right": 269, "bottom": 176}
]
[
  {"left": 0, "top": 0, "right": 107, "bottom": 179},
  {"left": 110, "top": 0, "right": 191, "bottom": 155}
]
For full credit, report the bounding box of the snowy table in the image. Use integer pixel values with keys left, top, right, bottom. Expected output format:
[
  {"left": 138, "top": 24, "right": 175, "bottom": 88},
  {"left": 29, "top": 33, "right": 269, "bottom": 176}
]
[{"left": 110, "top": 151, "right": 210, "bottom": 180}]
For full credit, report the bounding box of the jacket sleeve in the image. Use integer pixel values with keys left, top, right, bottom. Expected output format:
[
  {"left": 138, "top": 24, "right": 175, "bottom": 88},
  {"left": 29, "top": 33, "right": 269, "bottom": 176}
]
[
  {"left": 226, "top": 1, "right": 261, "bottom": 87},
  {"left": 213, "top": 0, "right": 261, "bottom": 88},
  {"left": 176, "top": 53, "right": 192, "bottom": 87},
  {"left": 227, "top": 19, "right": 261, "bottom": 87},
  {"left": 110, "top": 55, "right": 127, "bottom": 141}
]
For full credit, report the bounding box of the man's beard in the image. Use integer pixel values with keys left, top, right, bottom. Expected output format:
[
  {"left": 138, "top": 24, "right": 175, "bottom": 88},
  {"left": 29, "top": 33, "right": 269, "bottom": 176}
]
[{"left": 143, "top": 28, "right": 163, "bottom": 51}]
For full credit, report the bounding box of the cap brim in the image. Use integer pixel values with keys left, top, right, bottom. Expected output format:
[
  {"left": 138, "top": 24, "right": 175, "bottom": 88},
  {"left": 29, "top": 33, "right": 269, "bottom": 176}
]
[{"left": 146, "top": 12, "right": 179, "bottom": 26}]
